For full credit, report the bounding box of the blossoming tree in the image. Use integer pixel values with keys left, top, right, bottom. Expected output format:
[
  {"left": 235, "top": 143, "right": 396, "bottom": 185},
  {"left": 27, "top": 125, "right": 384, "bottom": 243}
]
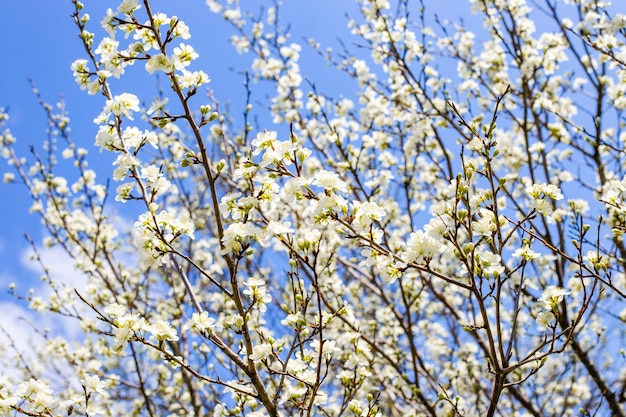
[{"left": 1, "top": 0, "right": 626, "bottom": 416}]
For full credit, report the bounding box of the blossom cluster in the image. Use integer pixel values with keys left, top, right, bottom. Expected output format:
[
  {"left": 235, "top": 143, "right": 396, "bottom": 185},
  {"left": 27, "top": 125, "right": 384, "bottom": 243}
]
[
  {"left": 536, "top": 286, "right": 571, "bottom": 326},
  {"left": 2, "top": 0, "right": 626, "bottom": 416}
]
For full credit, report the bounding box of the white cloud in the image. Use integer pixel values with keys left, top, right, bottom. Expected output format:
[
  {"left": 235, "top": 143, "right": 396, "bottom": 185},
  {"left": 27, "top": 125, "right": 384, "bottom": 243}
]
[
  {"left": 0, "top": 301, "right": 41, "bottom": 351},
  {"left": 0, "top": 298, "right": 90, "bottom": 381},
  {"left": 19, "top": 244, "right": 88, "bottom": 294},
  {"left": 3, "top": 212, "right": 137, "bottom": 356},
  {"left": 0, "top": 302, "right": 39, "bottom": 379},
  {"left": 10, "top": 245, "right": 91, "bottom": 341},
  {"left": 0, "top": 242, "right": 100, "bottom": 381}
]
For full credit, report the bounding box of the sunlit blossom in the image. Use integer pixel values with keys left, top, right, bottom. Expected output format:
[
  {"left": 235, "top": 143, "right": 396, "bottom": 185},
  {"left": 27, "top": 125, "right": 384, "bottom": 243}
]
[{"left": 538, "top": 286, "right": 570, "bottom": 311}]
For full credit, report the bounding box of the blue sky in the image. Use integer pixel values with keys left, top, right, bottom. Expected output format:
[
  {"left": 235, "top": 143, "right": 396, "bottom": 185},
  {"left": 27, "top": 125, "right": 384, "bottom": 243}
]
[
  {"left": 0, "top": 1, "right": 86, "bottom": 297},
  {"left": 0, "top": 1, "right": 358, "bottom": 355},
  {"left": 0, "top": 1, "right": 364, "bottom": 304},
  {"left": 0, "top": 0, "right": 489, "bottom": 352}
]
